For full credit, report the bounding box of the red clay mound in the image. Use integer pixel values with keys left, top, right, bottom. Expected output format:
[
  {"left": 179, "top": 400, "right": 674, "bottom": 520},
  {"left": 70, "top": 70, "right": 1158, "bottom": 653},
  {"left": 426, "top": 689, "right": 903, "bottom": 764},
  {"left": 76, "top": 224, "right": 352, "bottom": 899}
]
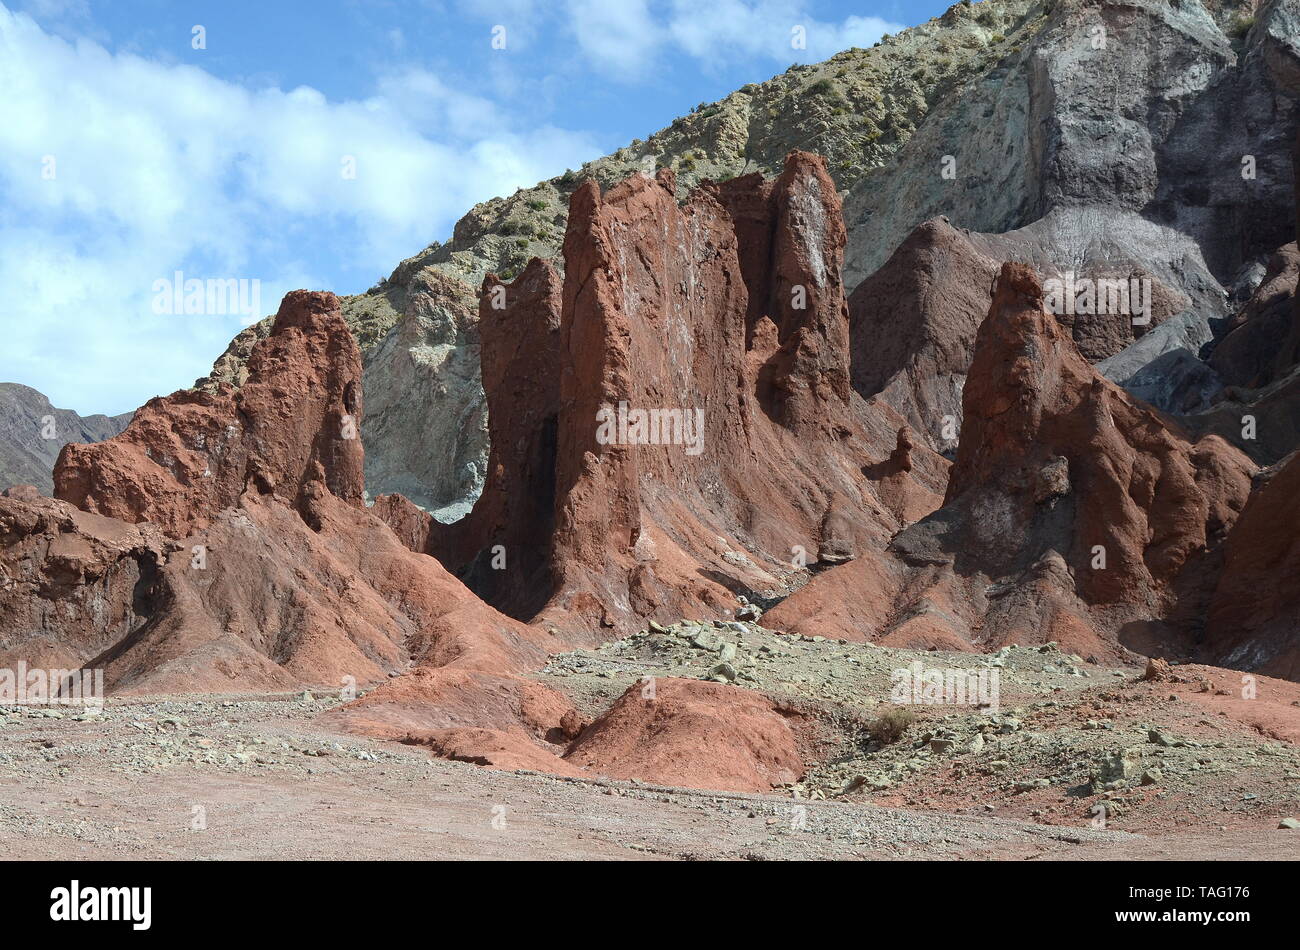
[
  {"left": 55, "top": 290, "right": 365, "bottom": 538},
  {"left": 379, "top": 153, "right": 948, "bottom": 640},
  {"left": 768, "top": 262, "right": 1257, "bottom": 665},
  {"left": 323, "top": 666, "right": 586, "bottom": 776},
  {"left": 403, "top": 728, "right": 585, "bottom": 775},
  {"left": 563, "top": 677, "right": 805, "bottom": 793}
]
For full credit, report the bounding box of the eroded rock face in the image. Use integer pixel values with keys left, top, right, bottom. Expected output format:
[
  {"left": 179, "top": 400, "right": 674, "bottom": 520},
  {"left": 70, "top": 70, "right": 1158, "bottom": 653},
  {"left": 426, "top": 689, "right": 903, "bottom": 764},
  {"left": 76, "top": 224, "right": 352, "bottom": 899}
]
[
  {"left": 55, "top": 291, "right": 365, "bottom": 539},
  {"left": 943, "top": 263, "right": 1253, "bottom": 609},
  {"left": 360, "top": 271, "right": 488, "bottom": 521},
  {"left": 390, "top": 259, "right": 565, "bottom": 622},
  {"left": 767, "top": 262, "right": 1257, "bottom": 664},
  {"left": 5, "top": 291, "right": 560, "bottom": 694},
  {"left": 0, "top": 491, "right": 168, "bottom": 675},
  {"left": 382, "top": 154, "right": 949, "bottom": 640},
  {"left": 844, "top": 0, "right": 1300, "bottom": 309},
  {"left": 1205, "top": 452, "right": 1300, "bottom": 679},
  {"left": 1210, "top": 242, "right": 1300, "bottom": 388},
  {"left": 849, "top": 218, "right": 1000, "bottom": 455}
]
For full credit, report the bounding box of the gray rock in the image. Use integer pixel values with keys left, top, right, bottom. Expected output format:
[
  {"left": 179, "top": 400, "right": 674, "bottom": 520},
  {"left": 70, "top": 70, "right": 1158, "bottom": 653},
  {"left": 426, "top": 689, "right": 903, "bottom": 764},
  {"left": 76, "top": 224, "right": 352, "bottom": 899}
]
[
  {"left": 691, "top": 630, "right": 724, "bottom": 652},
  {"left": 707, "top": 662, "right": 737, "bottom": 683},
  {"left": 361, "top": 280, "right": 487, "bottom": 520}
]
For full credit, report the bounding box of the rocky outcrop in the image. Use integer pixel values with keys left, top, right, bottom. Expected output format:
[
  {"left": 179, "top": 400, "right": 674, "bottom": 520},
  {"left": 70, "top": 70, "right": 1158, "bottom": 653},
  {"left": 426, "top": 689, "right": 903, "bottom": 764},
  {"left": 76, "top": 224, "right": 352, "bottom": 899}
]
[
  {"left": 55, "top": 291, "right": 366, "bottom": 539},
  {"left": 385, "top": 259, "right": 565, "bottom": 621},
  {"left": 940, "top": 263, "right": 1252, "bottom": 609},
  {"left": 5, "top": 291, "right": 561, "bottom": 694},
  {"left": 848, "top": 218, "right": 1000, "bottom": 455},
  {"left": 0, "top": 489, "right": 168, "bottom": 675},
  {"left": 194, "top": 2, "right": 1294, "bottom": 525},
  {"left": 0, "top": 384, "right": 130, "bottom": 496},
  {"left": 1209, "top": 242, "right": 1300, "bottom": 387},
  {"left": 767, "top": 262, "right": 1257, "bottom": 664},
  {"left": 1205, "top": 451, "right": 1300, "bottom": 679},
  {"left": 360, "top": 271, "right": 487, "bottom": 521},
  {"left": 845, "top": 0, "right": 1299, "bottom": 301},
  {"left": 380, "top": 154, "right": 949, "bottom": 640}
]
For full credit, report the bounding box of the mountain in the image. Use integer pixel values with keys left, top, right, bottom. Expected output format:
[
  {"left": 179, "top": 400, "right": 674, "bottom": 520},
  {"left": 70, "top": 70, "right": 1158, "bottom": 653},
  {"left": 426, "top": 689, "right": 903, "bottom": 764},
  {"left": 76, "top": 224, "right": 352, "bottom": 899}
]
[
  {"left": 0, "top": 383, "right": 131, "bottom": 496},
  {"left": 195, "top": 0, "right": 1298, "bottom": 521}
]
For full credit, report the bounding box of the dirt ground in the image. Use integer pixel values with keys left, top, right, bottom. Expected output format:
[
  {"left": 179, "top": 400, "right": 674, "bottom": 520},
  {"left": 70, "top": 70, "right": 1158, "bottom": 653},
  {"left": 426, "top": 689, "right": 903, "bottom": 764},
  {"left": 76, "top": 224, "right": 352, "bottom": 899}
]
[{"left": 1, "top": 686, "right": 1296, "bottom": 860}]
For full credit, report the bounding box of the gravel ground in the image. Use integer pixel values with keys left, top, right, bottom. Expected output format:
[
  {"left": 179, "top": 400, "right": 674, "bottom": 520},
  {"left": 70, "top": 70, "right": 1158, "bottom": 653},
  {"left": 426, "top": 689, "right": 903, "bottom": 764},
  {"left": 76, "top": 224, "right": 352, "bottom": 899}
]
[
  {"left": 3, "top": 622, "right": 1297, "bottom": 860},
  {"left": 538, "top": 622, "right": 1300, "bottom": 836}
]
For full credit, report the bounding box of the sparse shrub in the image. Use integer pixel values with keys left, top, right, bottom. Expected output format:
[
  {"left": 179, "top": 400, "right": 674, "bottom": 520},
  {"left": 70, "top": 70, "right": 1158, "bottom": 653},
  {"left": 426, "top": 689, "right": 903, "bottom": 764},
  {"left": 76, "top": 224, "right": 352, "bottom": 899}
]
[
  {"left": 808, "top": 78, "right": 835, "bottom": 96},
  {"left": 868, "top": 706, "right": 916, "bottom": 745},
  {"left": 526, "top": 199, "right": 547, "bottom": 211}
]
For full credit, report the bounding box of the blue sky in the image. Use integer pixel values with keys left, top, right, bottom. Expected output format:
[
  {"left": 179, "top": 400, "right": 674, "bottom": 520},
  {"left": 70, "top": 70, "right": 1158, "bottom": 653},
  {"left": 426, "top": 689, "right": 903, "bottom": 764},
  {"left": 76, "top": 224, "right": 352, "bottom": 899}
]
[{"left": 0, "top": 0, "right": 952, "bottom": 415}]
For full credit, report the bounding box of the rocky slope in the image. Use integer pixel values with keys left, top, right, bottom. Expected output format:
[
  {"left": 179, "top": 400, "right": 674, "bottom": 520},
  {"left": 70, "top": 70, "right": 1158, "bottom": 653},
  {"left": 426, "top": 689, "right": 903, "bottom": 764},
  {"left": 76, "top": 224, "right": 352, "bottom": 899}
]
[{"left": 0, "top": 384, "right": 130, "bottom": 495}]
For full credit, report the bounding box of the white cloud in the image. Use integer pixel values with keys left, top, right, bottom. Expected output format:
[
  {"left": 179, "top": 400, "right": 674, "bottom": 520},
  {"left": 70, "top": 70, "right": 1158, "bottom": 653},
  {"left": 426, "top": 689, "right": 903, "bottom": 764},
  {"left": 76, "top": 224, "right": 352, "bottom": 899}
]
[
  {"left": 0, "top": 4, "right": 602, "bottom": 415},
  {"left": 567, "top": 0, "right": 904, "bottom": 79},
  {"left": 565, "top": 0, "right": 666, "bottom": 78}
]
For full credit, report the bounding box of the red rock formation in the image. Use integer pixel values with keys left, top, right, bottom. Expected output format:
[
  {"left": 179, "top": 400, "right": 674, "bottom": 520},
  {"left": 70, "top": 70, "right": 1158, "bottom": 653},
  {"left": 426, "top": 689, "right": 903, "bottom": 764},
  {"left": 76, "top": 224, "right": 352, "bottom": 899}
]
[
  {"left": 766, "top": 263, "right": 1256, "bottom": 663},
  {"left": 946, "top": 263, "right": 1252, "bottom": 608},
  {"left": 1205, "top": 452, "right": 1300, "bottom": 679},
  {"left": 55, "top": 290, "right": 365, "bottom": 539},
  {"left": 379, "top": 154, "right": 949, "bottom": 640},
  {"left": 5, "top": 292, "right": 561, "bottom": 694}
]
